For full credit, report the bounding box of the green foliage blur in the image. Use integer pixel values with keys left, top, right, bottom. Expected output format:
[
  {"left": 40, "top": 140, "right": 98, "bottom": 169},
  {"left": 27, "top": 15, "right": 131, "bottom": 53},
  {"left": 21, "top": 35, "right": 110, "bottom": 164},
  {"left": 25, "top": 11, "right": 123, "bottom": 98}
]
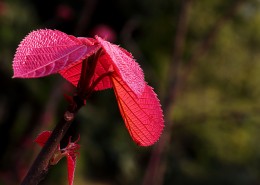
[{"left": 1, "top": 0, "right": 260, "bottom": 185}]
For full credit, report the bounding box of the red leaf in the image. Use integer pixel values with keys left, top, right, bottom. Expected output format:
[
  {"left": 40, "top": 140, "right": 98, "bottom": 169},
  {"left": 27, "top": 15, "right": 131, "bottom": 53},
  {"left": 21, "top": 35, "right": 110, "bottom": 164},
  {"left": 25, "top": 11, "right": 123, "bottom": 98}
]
[
  {"left": 64, "top": 136, "right": 80, "bottom": 185},
  {"left": 60, "top": 36, "right": 145, "bottom": 94},
  {"left": 111, "top": 76, "right": 164, "bottom": 146},
  {"left": 13, "top": 29, "right": 99, "bottom": 78},
  {"left": 66, "top": 154, "right": 76, "bottom": 185},
  {"left": 59, "top": 51, "right": 113, "bottom": 90},
  {"left": 96, "top": 36, "right": 145, "bottom": 96},
  {"left": 16, "top": 30, "right": 164, "bottom": 147},
  {"left": 34, "top": 131, "right": 52, "bottom": 147},
  {"left": 58, "top": 59, "right": 82, "bottom": 86}
]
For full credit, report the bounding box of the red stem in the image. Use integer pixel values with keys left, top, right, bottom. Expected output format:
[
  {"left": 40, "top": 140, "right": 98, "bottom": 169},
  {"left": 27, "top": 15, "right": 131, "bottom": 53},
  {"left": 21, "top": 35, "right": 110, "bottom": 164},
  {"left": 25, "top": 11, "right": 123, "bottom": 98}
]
[{"left": 84, "top": 71, "right": 113, "bottom": 99}]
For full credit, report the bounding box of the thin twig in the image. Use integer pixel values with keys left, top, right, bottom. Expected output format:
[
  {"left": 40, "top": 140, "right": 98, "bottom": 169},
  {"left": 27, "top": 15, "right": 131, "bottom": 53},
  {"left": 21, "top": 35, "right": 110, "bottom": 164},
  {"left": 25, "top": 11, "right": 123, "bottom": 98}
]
[
  {"left": 20, "top": 96, "right": 84, "bottom": 185},
  {"left": 142, "top": 0, "right": 246, "bottom": 185},
  {"left": 20, "top": 50, "right": 102, "bottom": 185},
  {"left": 142, "top": 1, "right": 192, "bottom": 185}
]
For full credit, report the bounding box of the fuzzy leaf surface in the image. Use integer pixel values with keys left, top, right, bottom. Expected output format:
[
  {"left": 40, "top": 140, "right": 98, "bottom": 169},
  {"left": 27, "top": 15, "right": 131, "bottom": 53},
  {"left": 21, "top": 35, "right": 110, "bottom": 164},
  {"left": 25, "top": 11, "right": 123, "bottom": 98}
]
[
  {"left": 13, "top": 29, "right": 99, "bottom": 78},
  {"left": 96, "top": 36, "right": 145, "bottom": 96}
]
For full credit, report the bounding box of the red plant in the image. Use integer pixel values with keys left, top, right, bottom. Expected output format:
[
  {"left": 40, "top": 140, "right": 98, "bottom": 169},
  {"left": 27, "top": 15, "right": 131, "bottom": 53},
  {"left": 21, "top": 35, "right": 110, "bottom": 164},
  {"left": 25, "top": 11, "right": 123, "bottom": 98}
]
[
  {"left": 12, "top": 29, "right": 164, "bottom": 184},
  {"left": 35, "top": 131, "right": 80, "bottom": 185}
]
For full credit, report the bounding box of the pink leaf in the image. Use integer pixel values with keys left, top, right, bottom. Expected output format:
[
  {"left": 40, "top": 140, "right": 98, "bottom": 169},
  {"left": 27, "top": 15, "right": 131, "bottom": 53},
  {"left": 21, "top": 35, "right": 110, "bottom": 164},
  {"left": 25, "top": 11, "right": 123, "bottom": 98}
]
[
  {"left": 96, "top": 36, "right": 145, "bottom": 96},
  {"left": 16, "top": 29, "right": 164, "bottom": 147},
  {"left": 13, "top": 29, "right": 99, "bottom": 78},
  {"left": 66, "top": 154, "right": 76, "bottom": 185},
  {"left": 111, "top": 76, "right": 164, "bottom": 146},
  {"left": 34, "top": 131, "right": 52, "bottom": 147}
]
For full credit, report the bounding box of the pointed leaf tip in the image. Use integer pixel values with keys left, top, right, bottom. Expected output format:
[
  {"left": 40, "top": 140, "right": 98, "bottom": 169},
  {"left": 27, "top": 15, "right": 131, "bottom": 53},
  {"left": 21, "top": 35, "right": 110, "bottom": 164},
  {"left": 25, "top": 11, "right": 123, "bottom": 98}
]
[{"left": 66, "top": 154, "right": 76, "bottom": 185}]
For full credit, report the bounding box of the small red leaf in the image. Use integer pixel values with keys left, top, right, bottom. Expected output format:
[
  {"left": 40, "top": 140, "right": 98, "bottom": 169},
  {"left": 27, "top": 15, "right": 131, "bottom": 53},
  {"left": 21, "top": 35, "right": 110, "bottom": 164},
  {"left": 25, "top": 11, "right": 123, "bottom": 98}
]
[
  {"left": 34, "top": 131, "right": 52, "bottom": 147},
  {"left": 111, "top": 76, "right": 164, "bottom": 146},
  {"left": 64, "top": 136, "right": 80, "bottom": 185},
  {"left": 13, "top": 29, "right": 99, "bottom": 78},
  {"left": 34, "top": 130, "right": 80, "bottom": 185},
  {"left": 66, "top": 154, "right": 76, "bottom": 185},
  {"left": 96, "top": 36, "right": 145, "bottom": 96}
]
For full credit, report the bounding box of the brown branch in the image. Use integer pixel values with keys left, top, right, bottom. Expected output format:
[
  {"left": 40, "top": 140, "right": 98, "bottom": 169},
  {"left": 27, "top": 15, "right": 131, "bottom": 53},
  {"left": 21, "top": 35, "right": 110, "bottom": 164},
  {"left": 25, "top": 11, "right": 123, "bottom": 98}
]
[
  {"left": 163, "top": 0, "right": 192, "bottom": 114},
  {"left": 142, "top": 0, "right": 246, "bottom": 185},
  {"left": 20, "top": 51, "right": 102, "bottom": 185},
  {"left": 142, "top": 1, "right": 192, "bottom": 185},
  {"left": 20, "top": 96, "right": 84, "bottom": 185}
]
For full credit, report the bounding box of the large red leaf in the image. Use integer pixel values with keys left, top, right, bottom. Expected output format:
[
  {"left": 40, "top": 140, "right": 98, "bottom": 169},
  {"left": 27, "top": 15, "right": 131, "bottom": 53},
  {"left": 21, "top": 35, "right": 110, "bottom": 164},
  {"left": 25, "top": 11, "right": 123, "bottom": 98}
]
[
  {"left": 111, "top": 75, "right": 164, "bottom": 146},
  {"left": 96, "top": 36, "right": 145, "bottom": 96},
  {"left": 13, "top": 29, "right": 99, "bottom": 78}
]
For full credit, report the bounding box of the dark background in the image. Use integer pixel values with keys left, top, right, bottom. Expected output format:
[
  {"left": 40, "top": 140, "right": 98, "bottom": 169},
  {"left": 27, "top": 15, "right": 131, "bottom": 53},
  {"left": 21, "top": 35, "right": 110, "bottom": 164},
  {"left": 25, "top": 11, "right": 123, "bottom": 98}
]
[{"left": 1, "top": 0, "right": 260, "bottom": 184}]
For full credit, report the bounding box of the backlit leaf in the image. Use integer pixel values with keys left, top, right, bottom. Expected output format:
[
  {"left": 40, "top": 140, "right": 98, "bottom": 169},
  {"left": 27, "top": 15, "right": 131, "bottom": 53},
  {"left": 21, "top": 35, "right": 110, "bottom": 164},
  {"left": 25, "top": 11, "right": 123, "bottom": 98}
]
[
  {"left": 13, "top": 29, "right": 99, "bottom": 78},
  {"left": 96, "top": 36, "right": 145, "bottom": 96},
  {"left": 111, "top": 76, "right": 164, "bottom": 146},
  {"left": 59, "top": 51, "right": 113, "bottom": 90},
  {"left": 66, "top": 154, "right": 76, "bottom": 185}
]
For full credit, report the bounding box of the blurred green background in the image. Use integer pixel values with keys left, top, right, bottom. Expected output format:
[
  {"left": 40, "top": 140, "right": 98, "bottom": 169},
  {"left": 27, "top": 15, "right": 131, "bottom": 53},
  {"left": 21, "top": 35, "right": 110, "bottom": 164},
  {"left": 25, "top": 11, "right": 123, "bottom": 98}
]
[{"left": 1, "top": 0, "right": 260, "bottom": 184}]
